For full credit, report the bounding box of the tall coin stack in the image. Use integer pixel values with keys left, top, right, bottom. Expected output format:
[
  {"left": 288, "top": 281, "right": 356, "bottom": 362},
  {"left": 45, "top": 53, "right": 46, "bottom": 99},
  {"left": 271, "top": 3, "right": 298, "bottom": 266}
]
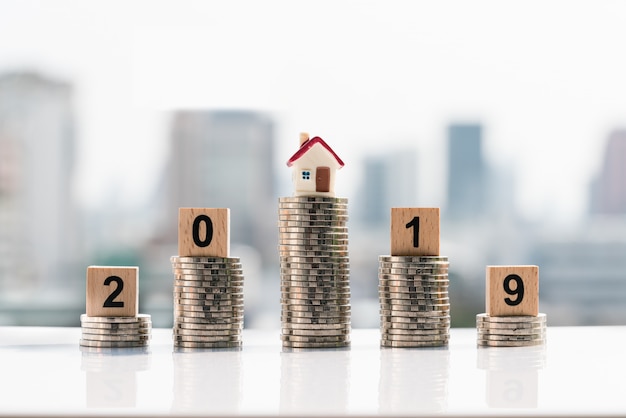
[
  {"left": 171, "top": 256, "right": 244, "bottom": 349},
  {"left": 379, "top": 255, "right": 450, "bottom": 348},
  {"left": 476, "top": 313, "right": 547, "bottom": 347},
  {"left": 279, "top": 196, "right": 351, "bottom": 349},
  {"left": 80, "top": 314, "right": 152, "bottom": 349}
]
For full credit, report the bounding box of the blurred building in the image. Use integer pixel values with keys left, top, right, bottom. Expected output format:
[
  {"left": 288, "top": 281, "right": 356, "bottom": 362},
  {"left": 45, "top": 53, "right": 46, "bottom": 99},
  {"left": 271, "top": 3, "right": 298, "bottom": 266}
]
[
  {"left": 446, "top": 123, "right": 485, "bottom": 220},
  {"left": 157, "top": 110, "right": 277, "bottom": 263},
  {"left": 0, "top": 71, "right": 81, "bottom": 298},
  {"left": 355, "top": 149, "right": 418, "bottom": 227},
  {"left": 590, "top": 130, "right": 626, "bottom": 215}
]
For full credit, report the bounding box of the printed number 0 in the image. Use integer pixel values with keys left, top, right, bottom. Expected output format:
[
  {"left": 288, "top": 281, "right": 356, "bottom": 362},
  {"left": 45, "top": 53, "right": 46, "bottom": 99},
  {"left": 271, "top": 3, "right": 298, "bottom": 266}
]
[
  {"left": 192, "top": 215, "right": 213, "bottom": 247},
  {"left": 103, "top": 276, "right": 124, "bottom": 308},
  {"left": 405, "top": 216, "right": 420, "bottom": 248},
  {"left": 503, "top": 274, "right": 524, "bottom": 306}
]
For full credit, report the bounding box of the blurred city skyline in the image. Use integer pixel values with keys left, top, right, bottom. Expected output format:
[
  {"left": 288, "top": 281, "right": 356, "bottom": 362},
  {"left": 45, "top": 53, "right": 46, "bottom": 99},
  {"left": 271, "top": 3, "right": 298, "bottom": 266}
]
[{"left": 1, "top": 0, "right": 626, "bottom": 224}]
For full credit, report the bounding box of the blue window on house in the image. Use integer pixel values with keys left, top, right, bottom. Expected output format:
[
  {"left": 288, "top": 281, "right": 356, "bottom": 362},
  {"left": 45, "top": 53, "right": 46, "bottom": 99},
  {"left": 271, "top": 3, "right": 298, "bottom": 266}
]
[{"left": 301, "top": 170, "right": 311, "bottom": 180}]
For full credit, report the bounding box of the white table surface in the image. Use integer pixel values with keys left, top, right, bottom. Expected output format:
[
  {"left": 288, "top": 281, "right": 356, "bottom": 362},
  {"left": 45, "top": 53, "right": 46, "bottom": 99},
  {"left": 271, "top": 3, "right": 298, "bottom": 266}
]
[{"left": 0, "top": 326, "right": 624, "bottom": 417}]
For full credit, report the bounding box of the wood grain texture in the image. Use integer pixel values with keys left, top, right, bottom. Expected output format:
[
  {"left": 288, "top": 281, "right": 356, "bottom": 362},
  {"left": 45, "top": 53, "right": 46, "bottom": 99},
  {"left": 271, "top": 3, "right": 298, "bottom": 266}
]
[
  {"left": 486, "top": 265, "right": 539, "bottom": 317},
  {"left": 390, "top": 207, "right": 440, "bottom": 256},
  {"left": 86, "top": 266, "right": 138, "bottom": 317},
  {"left": 178, "top": 208, "right": 230, "bottom": 257}
]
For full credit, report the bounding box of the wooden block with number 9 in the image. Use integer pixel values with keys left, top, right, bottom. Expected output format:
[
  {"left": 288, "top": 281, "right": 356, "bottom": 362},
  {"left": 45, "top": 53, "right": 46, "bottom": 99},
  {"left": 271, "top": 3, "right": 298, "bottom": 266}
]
[
  {"left": 486, "top": 265, "right": 539, "bottom": 317},
  {"left": 86, "top": 266, "right": 138, "bottom": 317},
  {"left": 178, "top": 208, "right": 230, "bottom": 257},
  {"left": 390, "top": 207, "right": 440, "bottom": 256}
]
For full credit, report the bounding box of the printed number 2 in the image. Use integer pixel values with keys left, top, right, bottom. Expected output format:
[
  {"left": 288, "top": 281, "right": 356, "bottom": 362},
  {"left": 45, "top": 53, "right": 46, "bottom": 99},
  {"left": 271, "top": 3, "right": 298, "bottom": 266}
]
[
  {"left": 193, "top": 215, "right": 213, "bottom": 247},
  {"left": 405, "top": 216, "right": 420, "bottom": 248},
  {"left": 103, "top": 276, "right": 124, "bottom": 308},
  {"left": 503, "top": 274, "right": 524, "bottom": 306}
]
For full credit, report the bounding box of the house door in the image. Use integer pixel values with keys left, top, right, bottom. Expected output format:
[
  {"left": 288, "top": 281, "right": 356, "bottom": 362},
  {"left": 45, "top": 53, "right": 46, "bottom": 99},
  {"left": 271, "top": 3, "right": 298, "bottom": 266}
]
[{"left": 316, "top": 167, "right": 330, "bottom": 192}]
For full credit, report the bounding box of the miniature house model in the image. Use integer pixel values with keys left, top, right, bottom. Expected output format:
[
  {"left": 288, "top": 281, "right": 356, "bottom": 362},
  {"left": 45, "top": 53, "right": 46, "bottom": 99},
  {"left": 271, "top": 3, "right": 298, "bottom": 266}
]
[{"left": 287, "top": 133, "right": 344, "bottom": 197}]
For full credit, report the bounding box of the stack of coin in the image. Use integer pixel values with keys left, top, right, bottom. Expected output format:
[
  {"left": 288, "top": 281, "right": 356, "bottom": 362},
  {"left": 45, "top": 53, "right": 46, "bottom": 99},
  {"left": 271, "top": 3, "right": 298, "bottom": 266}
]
[
  {"left": 278, "top": 196, "right": 351, "bottom": 349},
  {"left": 79, "top": 314, "right": 152, "bottom": 349},
  {"left": 171, "top": 256, "right": 244, "bottom": 349},
  {"left": 379, "top": 256, "right": 450, "bottom": 348},
  {"left": 476, "top": 313, "right": 547, "bottom": 347}
]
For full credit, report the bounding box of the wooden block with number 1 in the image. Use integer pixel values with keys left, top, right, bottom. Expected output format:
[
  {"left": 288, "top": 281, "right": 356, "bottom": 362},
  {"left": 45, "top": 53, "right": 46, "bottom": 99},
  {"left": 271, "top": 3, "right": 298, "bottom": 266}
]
[
  {"left": 178, "top": 208, "right": 230, "bottom": 257},
  {"left": 390, "top": 207, "right": 440, "bottom": 256},
  {"left": 486, "top": 265, "right": 539, "bottom": 317},
  {"left": 86, "top": 266, "right": 138, "bottom": 317}
]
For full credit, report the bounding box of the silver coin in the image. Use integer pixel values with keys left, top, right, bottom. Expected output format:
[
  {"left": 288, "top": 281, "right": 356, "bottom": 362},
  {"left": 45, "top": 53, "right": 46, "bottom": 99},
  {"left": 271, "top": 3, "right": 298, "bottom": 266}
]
[
  {"left": 278, "top": 214, "right": 349, "bottom": 221},
  {"left": 174, "top": 341, "right": 242, "bottom": 349},
  {"left": 281, "top": 298, "right": 351, "bottom": 306},
  {"left": 380, "top": 340, "right": 448, "bottom": 348},
  {"left": 379, "top": 267, "right": 449, "bottom": 275},
  {"left": 477, "top": 339, "right": 545, "bottom": 347},
  {"left": 281, "top": 334, "right": 349, "bottom": 343},
  {"left": 378, "top": 273, "right": 449, "bottom": 281},
  {"left": 173, "top": 327, "right": 241, "bottom": 336},
  {"left": 282, "top": 312, "right": 351, "bottom": 321},
  {"left": 279, "top": 206, "right": 348, "bottom": 214},
  {"left": 278, "top": 227, "right": 349, "bottom": 234},
  {"left": 476, "top": 313, "right": 547, "bottom": 323},
  {"left": 281, "top": 290, "right": 350, "bottom": 299},
  {"left": 79, "top": 339, "right": 149, "bottom": 348},
  {"left": 477, "top": 332, "right": 546, "bottom": 341},
  {"left": 171, "top": 262, "right": 241, "bottom": 270},
  {"left": 380, "top": 303, "right": 450, "bottom": 312},
  {"left": 279, "top": 249, "right": 350, "bottom": 257},
  {"left": 278, "top": 221, "right": 347, "bottom": 229},
  {"left": 80, "top": 326, "right": 151, "bottom": 335},
  {"left": 80, "top": 314, "right": 151, "bottom": 324},
  {"left": 174, "top": 304, "right": 244, "bottom": 313},
  {"left": 81, "top": 333, "right": 152, "bottom": 342},
  {"left": 282, "top": 317, "right": 350, "bottom": 326},
  {"left": 174, "top": 334, "right": 242, "bottom": 342},
  {"left": 379, "top": 293, "right": 449, "bottom": 302},
  {"left": 173, "top": 276, "right": 244, "bottom": 284},
  {"left": 174, "top": 292, "right": 243, "bottom": 301},
  {"left": 381, "top": 316, "right": 451, "bottom": 326},
  {"left": 381, "top": 313, "right": 450, "bottom": 323},
  {"left": 476, "top": 322, "right": 546, "bottom": 331},
  {"left": 281, "top": 304, "right": 351, "bottom": 313},
  {"left": 174, "top": 280, "right": 244, "bottom": 289},
  {"left": 378, "top": 260, "right": 450, "bottom": 267},
  {"left": 382, "top": 333, "right": 449, "bottom": 342},
  {"left": 173, "top": 321, "right": 243, "bottom": 330},
  {"left": 173, "top": 267, "right": 244, "bottom": 275},
  {"left": 282, "top": 262, "right": 350, "bottom": 271},
  {"left": 80, "top": 321, "right": 152, "bottom": 330},
  {"left": 379, "top": 255, "right": 449, "bottom": 263},
  {"left": 477, "top": 323, "right": 546, "bottom": 333},
  {"left": 277, "top": 205, "right": 349, "bottom": 213},
  {"left": 378, "top": 282, "right": 449, "bottom": 292},
  {"left": 382, "top": 326, "right": 449, "bottom": 335},
  {"left": 174, "top": 314, "right": 242, "bottom": 323},
  {"left": 174, "top": 309, "right": 244, "bottom": 319},
  {"left": 171, "top": 255, "right": 240, "bottom": 263},
  {"left": 173, "top": 287, "right": 243, "bottom": 295},
  {"left": 281, "top": 326, "right": 350, "bottom": 335},
  {"left": 281, "top": 309, "right": 350, "bottom": 318},
  {"left": 280, "top": 236, "right": 349, "bottom": 244},
  {"left": 279, "top": 196, "right": 348, "bottom": 203},
  {"left": 281, "top": 274, "right": 350, "bottom": 282}
]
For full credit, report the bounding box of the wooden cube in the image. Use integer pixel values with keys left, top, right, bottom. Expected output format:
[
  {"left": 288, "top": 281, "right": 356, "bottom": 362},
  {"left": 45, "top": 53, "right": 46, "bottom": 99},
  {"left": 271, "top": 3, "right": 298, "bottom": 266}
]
[
  {"left": 486, "top": 265, "right": 539, "bottom": 317},
  {"left": 178, "top": 208, "right": 230, "bottom": 257},
  {"left": 390, "top": 207, "right": 440, "bottom": 256},
  {"left": 86, "top": 266, "right": 138, "bottom": 317}
]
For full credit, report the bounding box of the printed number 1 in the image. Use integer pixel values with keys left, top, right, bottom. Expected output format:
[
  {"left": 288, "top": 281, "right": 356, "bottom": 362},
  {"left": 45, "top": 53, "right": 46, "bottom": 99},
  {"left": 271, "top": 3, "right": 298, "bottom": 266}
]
[{"left": 405, "top": 216, "right": 420, "bottom": 248}]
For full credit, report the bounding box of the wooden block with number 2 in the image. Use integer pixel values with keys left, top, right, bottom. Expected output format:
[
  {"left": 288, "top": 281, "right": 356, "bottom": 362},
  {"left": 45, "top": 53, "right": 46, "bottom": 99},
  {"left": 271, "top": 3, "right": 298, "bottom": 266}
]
[
  {"left": 86, "top": 266, "right": 138, "bottom": 317},
  {"left": 390, "top": 208, "right": 440, "bottom": 256},
  {"left": 178, "top": 208, "right": 230, "bottom": 257},
  {"left": 486, "top": 265, "right": 539, "bottom": 317}
]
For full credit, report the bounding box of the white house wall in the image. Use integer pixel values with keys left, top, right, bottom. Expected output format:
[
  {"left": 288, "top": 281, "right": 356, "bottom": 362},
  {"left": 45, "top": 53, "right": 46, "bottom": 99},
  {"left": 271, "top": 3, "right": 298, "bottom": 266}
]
[{"left": 291, "top": 143, "right": 342, "bottom": 197}]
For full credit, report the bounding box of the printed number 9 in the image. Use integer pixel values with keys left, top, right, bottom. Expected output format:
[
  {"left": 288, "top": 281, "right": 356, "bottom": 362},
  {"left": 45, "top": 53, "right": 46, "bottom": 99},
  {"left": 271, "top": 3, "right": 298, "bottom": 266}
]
[
  {"left": 192, "top": 215, "right": 213, "bottom": 247},
  {"left": 503, "top": 274, "right": 524, "bottom": 306}
]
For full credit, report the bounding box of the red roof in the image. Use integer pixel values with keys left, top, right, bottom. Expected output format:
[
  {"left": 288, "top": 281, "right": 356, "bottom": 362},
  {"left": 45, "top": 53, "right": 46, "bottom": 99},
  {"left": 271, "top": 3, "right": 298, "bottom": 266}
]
[{"left": 286, "top": 136, "right": 345, "bottom": 167}]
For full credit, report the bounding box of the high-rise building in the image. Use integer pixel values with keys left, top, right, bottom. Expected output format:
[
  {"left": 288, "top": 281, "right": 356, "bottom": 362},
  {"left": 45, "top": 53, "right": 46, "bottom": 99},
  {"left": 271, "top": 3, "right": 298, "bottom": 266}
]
[
  {"left": 160, "top": 110, "right": 277, "bottom": 264},
  {"left": 590, "top": 130, "right": 626, "bottom": 215},
  {"left": 446, "top": 123, "right": 485, "bottom": 220},
  {"left": 0, "top": 71, "right": 80, "bottom": 293},
  {"left": 356, "top": 150, "right": 418, "bottom": 226}
]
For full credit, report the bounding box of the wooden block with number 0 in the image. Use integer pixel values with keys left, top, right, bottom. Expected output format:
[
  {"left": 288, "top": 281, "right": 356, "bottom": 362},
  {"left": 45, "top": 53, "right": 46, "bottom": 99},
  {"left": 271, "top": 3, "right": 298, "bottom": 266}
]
[
  {"left": 486, "top": 265, "right": 539, "bottom": 317},
  {"left": 178, "top": 208, "right": 230, "bottom": 257},
  {"left": 86, "top": 266, "right": 138, "bottom": 317},
  {"left": 390, "top": 208, "right": 440, "bottom": 256}
]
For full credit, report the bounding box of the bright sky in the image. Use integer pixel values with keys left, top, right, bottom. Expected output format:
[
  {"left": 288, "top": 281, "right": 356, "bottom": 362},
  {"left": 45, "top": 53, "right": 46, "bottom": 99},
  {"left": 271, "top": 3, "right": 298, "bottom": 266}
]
[{"left": 1, "top": 0, "right": 625, "bottom": 223}]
